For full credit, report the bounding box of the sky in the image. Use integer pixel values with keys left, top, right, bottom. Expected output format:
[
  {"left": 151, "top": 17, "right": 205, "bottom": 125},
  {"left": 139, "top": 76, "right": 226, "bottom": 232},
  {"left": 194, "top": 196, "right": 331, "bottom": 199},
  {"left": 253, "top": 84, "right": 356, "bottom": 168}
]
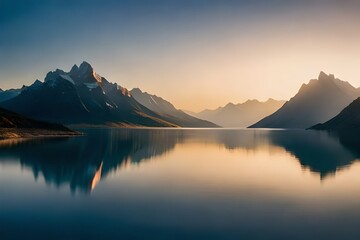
[{"left": 1, "top": 0, "right": 360, "bottom": 111}]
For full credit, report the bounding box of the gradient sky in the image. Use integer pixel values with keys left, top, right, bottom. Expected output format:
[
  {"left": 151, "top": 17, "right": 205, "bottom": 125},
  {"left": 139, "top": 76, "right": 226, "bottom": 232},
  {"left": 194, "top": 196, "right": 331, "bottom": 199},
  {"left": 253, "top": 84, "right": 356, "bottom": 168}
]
[{"left": 1, "top": 0, "right": 360, "bottom": 111}]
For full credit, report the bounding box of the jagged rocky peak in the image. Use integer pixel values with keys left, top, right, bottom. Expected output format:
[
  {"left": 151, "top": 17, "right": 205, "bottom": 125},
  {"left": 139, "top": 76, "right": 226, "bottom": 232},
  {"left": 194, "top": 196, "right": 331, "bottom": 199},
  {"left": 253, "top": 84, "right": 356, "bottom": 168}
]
[
  {"left": 120, "top": 87, "right": 131, "bottom": 97},
  {"left": 297, "top": 71, "right": 336, "bottom": 93},
  {"left": 44, "top": 69, "right": 66, "bottom": 82},
  {"left": 19, "top": 80, "right": 43, "bottom": 94},
  {"left": 70, "top": 64, "right": 79, "bottom": 74},
  {"left": 101, "top": 81, "right": 130, "bottom": 97},
  {"left": 78, "top": 61, "right": 94, "bottom": 74},
  {"left": 131, "top": 87, "right": 142, "bottom": 95},
  {"left": 318, "top": 71, "right": 336, "bottom": 82},
  {"left": 26, "top": 79, "right": 42, "bottom": 89},
  {"left": 114, "top": 83, "right": 131, "bottom": 96},
  {"left": 44, "top": 68, "right": 75, "bottom": 86},
  {"left": 32, "top": 79, "right": 42, "bottom": 86},
  {"left": 70, "top": 61, "right": 103, "bottom": 84}
]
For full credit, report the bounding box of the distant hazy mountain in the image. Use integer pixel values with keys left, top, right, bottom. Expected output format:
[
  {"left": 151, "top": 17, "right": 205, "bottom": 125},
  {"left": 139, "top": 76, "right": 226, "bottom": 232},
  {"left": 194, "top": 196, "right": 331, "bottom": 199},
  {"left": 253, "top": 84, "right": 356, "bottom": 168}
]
[
  {"left": 250, "top": 72, "right": 360, "bottom": 129},
  {"left": 182, "top": 109, "right": 198, "bottom": 116},
  {"left": 0, "top": 107, "right": 76, "bottom": 138},
  {"left": 194, "top": 99, "right": 285, "bottom": 127},
  {"left": 310, "top": 97, "right": 360, "bottom": 130},
  {"left": 130, "top": 88, "right": 218, "bottom": 127},
  {"left": 0, "top": 87, "right": 23, "bottom": 102}
]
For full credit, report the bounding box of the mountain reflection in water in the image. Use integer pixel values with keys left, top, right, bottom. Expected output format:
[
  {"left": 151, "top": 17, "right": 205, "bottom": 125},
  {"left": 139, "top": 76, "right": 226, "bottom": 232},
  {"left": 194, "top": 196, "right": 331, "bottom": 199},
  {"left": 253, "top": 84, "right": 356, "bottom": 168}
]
[{"left": 0, "top": 128, "right": 359, "bottom": 193}]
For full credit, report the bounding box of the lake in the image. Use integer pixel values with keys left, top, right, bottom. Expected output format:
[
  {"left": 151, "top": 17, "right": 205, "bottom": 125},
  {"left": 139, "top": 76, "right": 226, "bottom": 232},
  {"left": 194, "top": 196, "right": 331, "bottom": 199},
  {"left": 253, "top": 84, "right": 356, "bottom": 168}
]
[{"left": 1, "top": 128, "right": 360, "bottom": 240}]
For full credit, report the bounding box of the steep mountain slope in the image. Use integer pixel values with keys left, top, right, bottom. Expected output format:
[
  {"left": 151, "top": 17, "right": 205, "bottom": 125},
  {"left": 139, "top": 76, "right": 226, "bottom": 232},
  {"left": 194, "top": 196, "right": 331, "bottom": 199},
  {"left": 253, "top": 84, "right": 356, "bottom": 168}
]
[
  {"left": 250, "top": 72, "right": 360, "bottom": 129},
  {"left": 0, "top": 87, "right": 23, "bottom": 102},
  {"left": 195, "top": 99, "right": 285, "bottom": 127},
  {"left": 130, "top": 88, "right": 218, "bottom": 127},
  {"left": 0, "top": 62, "right": 177, "bottom": 127},
  {"left": 0, "top": 107, "right": 77, "bottom": 138},
  {"left": 310, "top": 98, "right": 360, "bottom": 130}
]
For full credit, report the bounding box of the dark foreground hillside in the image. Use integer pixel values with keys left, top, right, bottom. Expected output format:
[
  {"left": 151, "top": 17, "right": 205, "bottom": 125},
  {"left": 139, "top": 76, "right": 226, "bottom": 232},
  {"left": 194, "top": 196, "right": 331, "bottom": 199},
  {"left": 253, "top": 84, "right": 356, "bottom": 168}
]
[
  {"left": 310, "top": 98, "right": 360, "bottom": 130},
  {"left": 0, "top": 107, "right": 79, "bottom": 139}
]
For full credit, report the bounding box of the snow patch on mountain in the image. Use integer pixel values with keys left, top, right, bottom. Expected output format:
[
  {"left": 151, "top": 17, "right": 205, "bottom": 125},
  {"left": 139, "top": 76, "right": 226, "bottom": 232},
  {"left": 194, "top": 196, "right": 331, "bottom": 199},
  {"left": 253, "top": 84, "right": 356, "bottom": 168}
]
[
  {"left": 60, "top": 74, "right": 75, "bottom": 84},
  {"left": 84, "top": 82, "right": 99, "bottom": 89}
]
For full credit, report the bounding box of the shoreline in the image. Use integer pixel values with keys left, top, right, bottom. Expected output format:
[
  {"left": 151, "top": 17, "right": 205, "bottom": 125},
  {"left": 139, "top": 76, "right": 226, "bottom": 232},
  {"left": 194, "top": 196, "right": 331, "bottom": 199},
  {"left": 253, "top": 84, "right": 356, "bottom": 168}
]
[{"left": 0, "top": 128, "right": 82, "bottom": 140}]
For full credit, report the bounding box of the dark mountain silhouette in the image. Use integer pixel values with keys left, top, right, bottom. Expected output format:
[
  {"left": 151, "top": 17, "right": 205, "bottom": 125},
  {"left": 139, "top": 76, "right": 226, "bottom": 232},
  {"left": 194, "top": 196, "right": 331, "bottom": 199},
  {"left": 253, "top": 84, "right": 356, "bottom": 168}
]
[
  {"left": 194, "top": 99, "right": 285, "bottom": 127},
  {"left": 0, "top": 62, "right": 195, "bottom": 127},
  {"left": 130, "top": 88, "right": 218, "bottom": 127},
  {"left": 310, "top": 98, "right": 360, "bottom": 130},
  {"left": 0, "top": 107, "right": 77, "bottom": 138},
  {"left": 250, "top": 72, "right": 360, "bottom": 129},
  {"left": 333, "top": 130, "right": 360, "bottom": 156},
  {"left": 269, "top": 130, "right": 357, "bottom": 179}
]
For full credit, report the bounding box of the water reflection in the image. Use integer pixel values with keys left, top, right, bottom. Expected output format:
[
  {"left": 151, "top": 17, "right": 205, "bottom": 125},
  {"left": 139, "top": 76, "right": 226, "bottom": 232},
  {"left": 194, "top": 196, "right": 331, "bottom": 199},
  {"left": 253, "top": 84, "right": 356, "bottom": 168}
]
[
  {"left": 269, "top": 130, "right": 359, "bottom": 179},
  {"left": 0, "top": 128, "right": 359, "bottom": 193},
  {"left": 0, "top": 129, "right": 182, "bottom": 193},
  {"left": 332, "top": 130, "right": 360, "bottom": 156}
]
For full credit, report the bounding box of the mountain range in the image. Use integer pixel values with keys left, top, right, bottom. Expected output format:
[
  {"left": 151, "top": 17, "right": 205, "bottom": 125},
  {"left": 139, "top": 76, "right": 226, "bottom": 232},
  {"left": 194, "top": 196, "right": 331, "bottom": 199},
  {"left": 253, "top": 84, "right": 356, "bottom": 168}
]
[
  {"left": 0, "top": 87, "right": 22, "bottom": 102},
  {"left": 2, "top": 65, "right": 360, "bottom": 130},
  {"left": 130, "top": 88, "right": 217, "bottom": 127},
  {"left": 0, "top": 62, "right": 217, "bottom": 128},
  {"left": 250, "top": 72, "right": 360, "bottom": 129},
  {"left": 192, "top": 99, "right": 285, "bottom": 127}
]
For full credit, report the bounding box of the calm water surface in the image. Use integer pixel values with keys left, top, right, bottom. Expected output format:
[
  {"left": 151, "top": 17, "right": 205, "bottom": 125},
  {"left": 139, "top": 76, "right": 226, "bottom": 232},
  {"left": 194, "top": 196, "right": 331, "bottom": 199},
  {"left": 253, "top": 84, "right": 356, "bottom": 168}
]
[{"left": 1, "top": 128, "right": 360, "bottom": 240}]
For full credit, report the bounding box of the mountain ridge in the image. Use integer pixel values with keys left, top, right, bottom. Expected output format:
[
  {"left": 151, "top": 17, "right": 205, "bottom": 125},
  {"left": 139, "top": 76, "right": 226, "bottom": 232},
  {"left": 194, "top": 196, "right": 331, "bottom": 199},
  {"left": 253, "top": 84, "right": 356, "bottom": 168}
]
[
  {"left": 0, "top": 62, "right": 177, "bottom": 127},
  {"left": 130, "top": 88, "right": 218, "bottom": 127},
  {"left": 0, "top": 61, "right": 217, "bottom": 128},
  {"left": 193, "top": 98, "right": 285, "bottom": 127},
  {"left": 249, "top": 72, "right": 360, "bottom": 129}
]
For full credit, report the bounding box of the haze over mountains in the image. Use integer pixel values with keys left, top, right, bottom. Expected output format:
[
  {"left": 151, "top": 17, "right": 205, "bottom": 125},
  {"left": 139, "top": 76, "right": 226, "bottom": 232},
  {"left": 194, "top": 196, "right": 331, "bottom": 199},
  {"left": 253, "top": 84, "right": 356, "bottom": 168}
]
[
  {"left": 130, "top": 88, "right": 217, "bottom": 127},
  {"left": 2, "top": 65, "right": 360, "bottom": 130},
  {"left": 250, "top": 72, "right": 360, "bottom": 129},
  {"left": 0, "top": 62, "right": 217, "bottom": 128},
  {"left": 193, "top": 99, "right": 285, "bottom": 127}
]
